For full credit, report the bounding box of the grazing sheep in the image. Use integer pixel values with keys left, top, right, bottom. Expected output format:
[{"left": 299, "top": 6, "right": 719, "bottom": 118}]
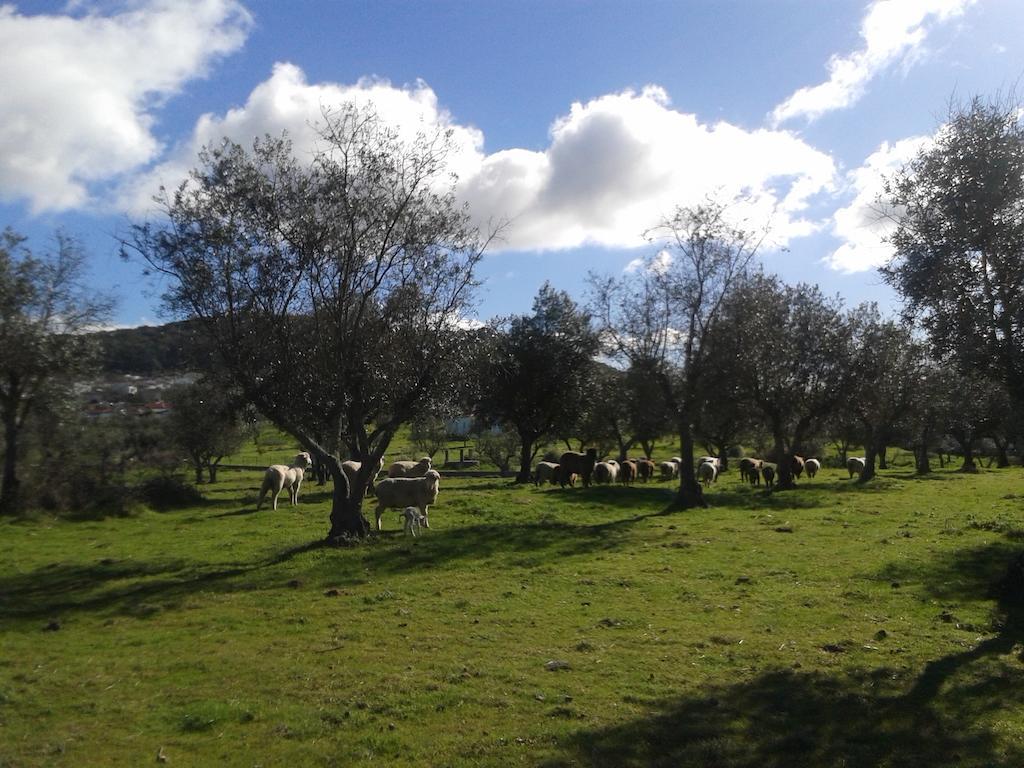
[
  {"left": 555, "top": 466, "right": 579, "bottom": 487},
  {"left": 805, "top": 458, "right": 821, "bottom": 479},
  {"left": 698, "top": 456, "right": 720, "bottom": 469},
  {"left": 761, "top": 463, "right": 776, "bottom": 490},
  {"left": 697, "top": 460, "right": 718, "bottom": 487},
  {"left": 594, "top": 461, "right": 619, "bottom": 484},
  {"left": 791, "top": 454, "right": 806, "bottom": 479},
  {"left": 534, "top": 461, "right": 560, "bottom": 486},
  {"left": 739, "top": 457, "right": 763, "bottom": 484},
  {"left": 559, "top": 449, "right": 599, "bottom": 488},
  {"left": 341, "top": 456, "right": 386, "bottom": 498},
  {"left": 374, "top": 469, "right": 441, "bottom": 531},
  {"left": 400, "top": 506, "right": 427, "bottom": 537},
  {"left": 619, "top": 459, "right": 638, "bottom": 485},
  {"left": 257, "top": 452, "right": 312, "bottom": 511},
  {"left": 635, "top": 458, "right": 656, "bottom": 482},
  {"left": 387, "top": 457, "right": 433, "bottom": 478},
  {"left": 660, "top": 460, "right": 680, "bottom": 481},
  {"left": 847, "top": 456, "right": 866, "bottom": 479}
]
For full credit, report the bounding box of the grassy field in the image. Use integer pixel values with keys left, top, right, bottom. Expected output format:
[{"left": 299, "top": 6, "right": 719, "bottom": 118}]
[{"left": 3, "top": 455, "right": 1024, "bottom": 766}]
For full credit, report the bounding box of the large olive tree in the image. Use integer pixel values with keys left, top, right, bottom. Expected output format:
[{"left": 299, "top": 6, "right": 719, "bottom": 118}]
[
  {"left": 126, "top": 106, "right": 493, "bottom": 539},
  {"left": 883, "top": 95, "right": 1024, "bottom": 404}
]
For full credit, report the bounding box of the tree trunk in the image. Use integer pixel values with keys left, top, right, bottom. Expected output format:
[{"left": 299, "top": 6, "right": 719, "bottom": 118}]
[
  {"left": 959, "top": 445, "right": 978, "bottom": 472},
  {"left": 208, "top": 463, "right": 219, "bottom": 483},
  {"left": 994, "top": 437, "right": 1010, "bottom": 468},
  {"left": 671, "top": 422, "right": 706, "bottom": 509},
  {"left": 194, "top": 465, "right": 204, "bottom": 484},
  {"left": 859, "top": 440, "right": 878, "bottom": 483},
  {"left": 915, "top": 442, "right": 932, "bottom": 474},
  {"left": 640, "top": 439, "right": 655, "bottom": 459},
  {"left": 773, "top": 433, "right": 795, "bottom": 491},
  {"left": 325, "top": 455, "right": 368, "bottom": 540},
  {"left": 877, "top": 444, "right": 888, "bottom": 470},
  {"left": 0, "top": 407, "right": 21, "bottom": 515},
  {"left": 717, "top": 447, "right": 729, "bottom": 472},
  {"left": 515, "top": 438, "right": 534, "bottom": 484}
]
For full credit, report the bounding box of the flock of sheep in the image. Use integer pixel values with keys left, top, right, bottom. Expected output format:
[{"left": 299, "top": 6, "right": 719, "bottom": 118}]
[
  {"left": 254, "top": 448, "right": 871, "bottom": 533},
  {"left": 256, "top": 452, "right": 440, "bottom": 534}
]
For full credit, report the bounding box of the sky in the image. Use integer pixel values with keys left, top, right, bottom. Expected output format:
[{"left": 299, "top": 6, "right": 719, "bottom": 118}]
[{"left": 2, "top": 0, "right": 1023, "bottom": 328}]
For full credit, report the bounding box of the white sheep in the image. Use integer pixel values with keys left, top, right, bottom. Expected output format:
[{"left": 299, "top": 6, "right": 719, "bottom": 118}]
[
  {"left": 659, "top": 459, "right": 680, "bottom": 481},
  {"left": 374, "top": 469, "right": 441, "bottom": 531},
  {"left": 697, "top": 460, "right": 718, "bottom": 487},
  {"left": 594, "top": 460, "right": 619, "bottom": 484},
  {"left": 257, "top": 452, "right": 312, "bottom": 511},
  {"left": 698, "top": 456, "right": 720, "bottom": 468},
  {"left": 847, "top": 456, "right": 866, "bottom": 479},
  {"left": 341, "top": 456, "right": 386, "bottom": 498},
  {"left": 387, "top": 456, "right": 433, "bottom": 478},
  {"left": 533, "top": 461, "right": 560, "bottom": 486},
  {"left": 805, "top": 458, "right": 821, "bottom": 479}
]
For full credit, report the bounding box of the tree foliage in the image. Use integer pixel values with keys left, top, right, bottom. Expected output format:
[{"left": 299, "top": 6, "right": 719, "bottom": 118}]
[
  {"left": 126, "top": 104, "right": 492, "bottom": 538},
  {"left": 883, "top": 95, "right": 1024, "bottom": 402},
  {"left": 474, "top": 283, "right": 599, "bottom": 483},
  {"left": 0, "top": 229, "right": 113, "bottom": 515},
  {"left": 165, "top": 380, "right": 254, "bottom": 483},
  {"left": 589, "top": 199, "right": 761, "bottom": 507}
]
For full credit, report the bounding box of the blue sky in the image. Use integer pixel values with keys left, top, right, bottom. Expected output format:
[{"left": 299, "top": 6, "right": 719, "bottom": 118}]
[{"left": 2, "top": 0, "right": 1023, "bottom": 327}]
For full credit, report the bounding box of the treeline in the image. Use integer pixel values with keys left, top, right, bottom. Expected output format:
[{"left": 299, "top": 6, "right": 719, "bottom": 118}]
[{"left": 88, "top": 319, "right": 216, "bottom": 374}]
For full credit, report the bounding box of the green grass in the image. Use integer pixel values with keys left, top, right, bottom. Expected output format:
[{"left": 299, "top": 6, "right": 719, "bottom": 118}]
[{"left": 3, "top": 465, "right": 1024, "bottom": 766}]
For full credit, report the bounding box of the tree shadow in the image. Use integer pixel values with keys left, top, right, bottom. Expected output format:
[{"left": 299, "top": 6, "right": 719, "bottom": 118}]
[
  {"left": 547, "top": 664, "right": 1024, "bottom": 768},
  {"left": 0, "top": 539, "right": 327, "bottom": 620},
  {"left": 548, "top": 535, "right": 1024, "bottom": 767}
]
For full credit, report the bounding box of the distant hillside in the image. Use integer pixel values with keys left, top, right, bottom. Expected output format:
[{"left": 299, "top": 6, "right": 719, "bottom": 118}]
[{"left": 90, "top": 319, "right": 216, "bottom": 374}]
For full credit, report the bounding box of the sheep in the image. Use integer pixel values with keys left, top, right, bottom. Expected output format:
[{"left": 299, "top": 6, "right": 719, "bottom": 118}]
[
  {"left": 400, "top": 506, "right": 427, "bottom": 537},
  {"left": 741, "top": 460, "right": 765, "bottom": 483},
  {"left": 847, "top": 456, "right": 866, "bottom": 479},
  {"left": 555, "top": 466, "right": 579, "bottom": 487},
  {"left": 257, "top": 452, "right": 312, "bottom": 511},
  {"left": 619, "top": 459, "right": 638, "bottom": 485},
  {"left": 660, "top": 460, "right": 680, "bottom": 481},
  {"left": 805, "top": 458, "right": 821, "bottom": 479},
  {"left": 761, "top": 463, "right": 776, "bottom": 490},
  {"left": 373, "top": 469, "right": 441, "bottom": 531},
  {"left": 697, "top": 460, "right": 718, "bottom": 487},
  {"left": 387, "top": 456, "right": 433, "bottom": 478},
  {"left": 534, "top": 461, "right": 560, "bottom": 486},
  {"left": 791, "top": 454, "right": 806, "bottom": 479},
  {"left": 594, "top": 461, "right": 619, "bottom": 484},
  {"left": 559, "top": 449, "right": 598, "bottom": 487},
  {"left": 635, "top": 458, "right": 656, "bottom": 482},
  {"left": 698, "top": 456, "right": 720, "bottom": 468},
  {"left": 341, "top": 456, "right": 386, "bottom": 498}
]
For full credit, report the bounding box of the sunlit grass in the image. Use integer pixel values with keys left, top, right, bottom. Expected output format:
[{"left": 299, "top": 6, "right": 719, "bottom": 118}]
[{"left": 2, "top": 464, "right": 1024, "bottom": 766}]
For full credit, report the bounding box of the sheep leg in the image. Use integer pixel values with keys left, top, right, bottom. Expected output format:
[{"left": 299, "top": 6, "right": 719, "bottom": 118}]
[
  {"left": 421, "top": 505, "right": 430, "bottom": 528},
  {"left": 375, "top": 503, "right": 386, "bottom": 531}
]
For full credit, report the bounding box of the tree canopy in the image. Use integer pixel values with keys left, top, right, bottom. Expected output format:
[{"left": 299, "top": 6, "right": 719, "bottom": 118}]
[{"left": 126, "top": 104, "right": 493, "bottom": 538}]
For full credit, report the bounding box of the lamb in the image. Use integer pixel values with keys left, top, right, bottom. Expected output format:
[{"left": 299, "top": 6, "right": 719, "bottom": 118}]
[
  {"left": 619, "top": 459, "right": 638, "bottom": 485},
  {"left": 257, "top": 452, "right": 312, "bottom": 511},
  {"left": 373, "top": 469, "right": 441, "bottom": 532},
  {"left": 534, "top": 461, "right": 560, "bottom": 486},
  {"left": 805, "top": 458, "right": 821, "bottom": 479},
  {"left": 341, "top": 456, "right": 386, "bottom": 498},
  {"left": 697, "top": 460, "right": 718, "bottom": 487},
  {"left": 387, "top": 456, "right": 433, "bottom": 478},
  {"left": 847, "top": 456, "right": 866, "bottom": 479},
  {"left": 400, "top": 506, "right": 427, "bottom": 537}
]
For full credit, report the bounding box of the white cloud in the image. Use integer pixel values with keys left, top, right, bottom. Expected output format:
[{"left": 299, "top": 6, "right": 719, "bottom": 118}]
[
  {"left": 118, "top": 62, "right": 486, "bottom": 214},
  {"left": 771, "top": 0, "right": 975, "bottom": 126},
  {"left": 825, "top": 135, "right": 930, "bottom": 272},
  {"left": 0, "top": 0, "right": 252, "bottom": 212},
  {"left": 460, "top": 87, "right": 837, "bottom": 252},
  {"left": 122, "top": 71, "right": 836, "bottom": 254}
]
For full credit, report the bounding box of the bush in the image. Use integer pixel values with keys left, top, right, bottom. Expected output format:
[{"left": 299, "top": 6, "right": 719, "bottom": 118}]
[{"left": 137, "top": 475, "right": 204, "bottom": 511}]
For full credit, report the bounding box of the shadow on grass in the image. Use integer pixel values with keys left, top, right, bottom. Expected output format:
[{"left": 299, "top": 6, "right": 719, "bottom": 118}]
[
  {"left": 546, "top": 664, "right": 1024, "bottom": 768},
  {"left": 548, "top": 535, "right": 1024, "bottom": 767},
  {"left": 0, "top": 539, "right": 328, "bottom": 620}
]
